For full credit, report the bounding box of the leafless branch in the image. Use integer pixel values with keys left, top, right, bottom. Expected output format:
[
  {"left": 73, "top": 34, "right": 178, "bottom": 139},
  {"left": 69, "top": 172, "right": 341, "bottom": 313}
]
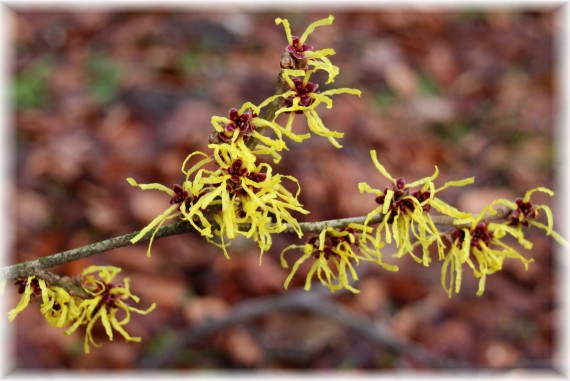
[{"left": 136, "top": 286, "right": 471, "bottom": 368}]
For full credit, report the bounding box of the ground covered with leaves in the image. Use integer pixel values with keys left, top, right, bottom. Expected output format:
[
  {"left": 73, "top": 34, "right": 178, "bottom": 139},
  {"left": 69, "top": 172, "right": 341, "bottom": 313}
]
[{"left": 11, "top": 8, "right": 563, "bottom": 371}]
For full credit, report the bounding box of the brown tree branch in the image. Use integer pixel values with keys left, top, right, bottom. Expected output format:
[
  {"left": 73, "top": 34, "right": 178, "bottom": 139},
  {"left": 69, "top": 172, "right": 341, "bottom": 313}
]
[
  {"left": 30, "top": 269, "right": 90, "bottom": 299},
  {"left": 136, "top": 286, "right": 471, "bottom": 368},
  {"left": 1, "top": 209, "right": 512, "bottom": 281}
]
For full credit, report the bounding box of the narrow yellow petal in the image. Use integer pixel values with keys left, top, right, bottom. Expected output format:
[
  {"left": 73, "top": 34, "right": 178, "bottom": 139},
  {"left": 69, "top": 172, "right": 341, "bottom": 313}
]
[
  {"left": 275, "top": 17, "right": 293, "bottom": 45},
  {"left": 299, "top": 15, "right": 334, "bottom": 44},
  {"left": 182, "top": 151, "right": 212, "bottom": 177},
  {"left": 210, "top": 115, "right": 231, "bottom": 132},
  {"left": 523, "top": 186, "right": 554, "bottom": 202},
  {"left": 100, "top": 307, "right": 113, "bottom": 341},
  {"left": 284, "top": 251, "right": 313, "bottom": 290},
  {"left": 436, "top": 177, "right": 475, "bottom": 193},
  {"left": 369, "top": 150, "right": 395, "bottom": 182},
  {"left": 8, "top": 277, "right": 34, "bottom": 322},
  {"left": 126, "top": 178, "right": 175, "bottom": 196},
  {"left": 406, "top": 166, "right": 439, "bottom": 188},
  {"left": 130, "top": 204, "right": 179, "bottom": 244},
  {"left": 320, "top": 87, "right": 362, "bottom": 98}
]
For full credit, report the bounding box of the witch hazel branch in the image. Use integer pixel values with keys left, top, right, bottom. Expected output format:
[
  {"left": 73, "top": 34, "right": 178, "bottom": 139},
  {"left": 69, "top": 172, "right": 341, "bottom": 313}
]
[{"left": 4, "top": 15, "right": 567, "bottom": 354}]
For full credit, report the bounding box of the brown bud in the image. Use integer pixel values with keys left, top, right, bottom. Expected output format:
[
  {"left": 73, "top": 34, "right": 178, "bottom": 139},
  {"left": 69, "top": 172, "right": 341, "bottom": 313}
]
[
  {"left": 208, "top": 132, "right": 221, "bottom": 144},
  {"left": 294, "top": 56, "right": 309, "bottom": 71},
  {"left": 280, "top": 52, "right": 294, "bottom": 69}
]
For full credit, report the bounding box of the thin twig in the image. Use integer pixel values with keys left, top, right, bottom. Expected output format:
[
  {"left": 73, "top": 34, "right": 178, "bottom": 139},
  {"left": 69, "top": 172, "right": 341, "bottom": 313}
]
[
  {"left": 136, "top": 286, "right": 471, "bottom": 368},
  {"left": 1, "top": 209, "right": 512, "bottom": 280},
  {"left": 1, "top": 220, "right": 194, "bottom": 280},
  {"left": 246, "top": 51, "right": 298, "bottom": 150}
]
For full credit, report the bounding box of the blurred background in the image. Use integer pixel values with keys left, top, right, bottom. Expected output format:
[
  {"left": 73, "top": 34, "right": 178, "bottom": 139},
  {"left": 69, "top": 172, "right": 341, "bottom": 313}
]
[{"left": 9, "top": 7, "right": 565, "bottom": 370}]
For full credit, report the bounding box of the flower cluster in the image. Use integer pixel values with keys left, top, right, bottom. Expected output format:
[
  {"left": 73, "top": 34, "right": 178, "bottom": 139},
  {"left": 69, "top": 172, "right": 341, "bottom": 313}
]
[
  {"left": 126, "top": 16, "right": 566, "bottom": 297},
  {"left": 281, "top": 223, "right": 398, "bottom": 293},
  {"left": 128, "top": 15, "right": 360, "bottom": 260},
  {"left": 354, "top": 151, "right": 567, "bottom": 297},
  {"left": 359, "top": 150, "right": 474, "bottom": 265},
  {"left": 442, "top": 189, "right": 568, "bottom": 296},
  {"left": 8, "top": 266, "right": 155, "bottom": 353},
  {"left": 282, "top": 147, "right": 567, "bottom": 296}
]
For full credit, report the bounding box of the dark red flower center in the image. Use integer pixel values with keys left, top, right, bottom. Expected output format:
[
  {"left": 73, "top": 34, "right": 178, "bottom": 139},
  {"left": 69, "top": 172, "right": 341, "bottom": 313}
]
[
  {"left": 224, "top": 161, "right": 267, "bottom": 195},
  {"left": 284, "top": 78, "right": 318, "bottom": 113},
  {"left": 86, "top": 281, "right": 126, "bottom": 314},
  {"left": 169, "top": 184, "right": 188, "bottom": 205},
  {"left": 226, "top": 160, "right": 248, "bottom": 184},
  {"left": 287, "top": 36, "right": 314, "bottom": 60},
  {"left": 509, "top": 198, "right": 538, "bottom": 227},
  {"left": 219, "top": 108, "right": 256, "bottom": 143},
  {"left": 14, "top": 278, "right": 43, "bottom": 297},
  {"left": 307, "top": 228, "right": 359, "bottom": 260},
  {"left": 374, "top": 178, "right": 432, "bottom": 219},
  {"left": 451, "top": 222, "right": 493, "bottom": 249}
]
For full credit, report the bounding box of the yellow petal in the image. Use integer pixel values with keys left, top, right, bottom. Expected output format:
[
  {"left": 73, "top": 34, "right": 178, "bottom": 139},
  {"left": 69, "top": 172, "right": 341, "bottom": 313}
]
[
  {"left": 299, "top": 15, "right": 334, "bottom": 44},
  {"left": 129, "top": 204, "right": 179, "bottom": 245},
  {"left": 8, "top": 277, "right": 34, "bottom": 322},
  {"left": 436, "top": 177, "right": 475, "bottom": 193},
  {"left": 369, "top": 150, "right": 395, "bottom": 182},
  {"left": 127, "top": 178, "right": 175, "bottom": 196},
  {"left": 100, "top": 307, "right": 113, "bottom": 341},
  {"left": 523, "top": 186, "right": 554, "bottom": 202},
  {"left": 275, "top": 17, "right": 293, "bottom": 45}
]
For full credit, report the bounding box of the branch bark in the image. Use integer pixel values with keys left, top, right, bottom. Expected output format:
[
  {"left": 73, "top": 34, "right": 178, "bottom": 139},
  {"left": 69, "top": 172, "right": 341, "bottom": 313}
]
[
  {"left": 1, "top": 215, "right": 378, "bottom": 280},
  {"left": 1, "top": 209, "right": 512, "bottom": 280}
]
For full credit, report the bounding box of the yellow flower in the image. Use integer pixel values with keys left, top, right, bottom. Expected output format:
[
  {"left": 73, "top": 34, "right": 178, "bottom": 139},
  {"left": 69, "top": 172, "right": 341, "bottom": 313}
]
[
  {"left": 275, "top": 15, "right": 339, "bottom": 83},
  {"left": 8, "top": 277, "right": 46, "bottom": 321},
  {"left": 359, "top": 150, "right": 474, "bottom": 266},
  {"left": 8, "top": 277, "right": 78, "bottom": 326},
  {"left": 210, "top": 101, "right": 309, "bottom": 163},
  {"left": 442, "top": 207, "right": 535, "bottom": 297},
  {"left": 127, "top": 151, "right": 215, "bottom": 256},
  {"left": 40, "top": 285, "right": 81, "bottom": 328},
  {"left": 273, "top": 69, "right": 361, "bottom": 148},
  {"left": 130, "top": 143, "right": 308, "bottom": 260},
  {"left": 487, "top": 187, "right": 569, "bottom": 248},
  {"left": 280, "top": 224, "right": 397, "bottom": 293},
  {"left": 203, "top": 142, "right": 310, "bottom": 260},
  {"left": 66, "top": 266, "right": 156, "bottom": 354},
  {"left": 8, "top": 275, "right": 82, "bottom": 331},
  {"left": 7, "top": 267, "right": 155, "bottom": 354}
]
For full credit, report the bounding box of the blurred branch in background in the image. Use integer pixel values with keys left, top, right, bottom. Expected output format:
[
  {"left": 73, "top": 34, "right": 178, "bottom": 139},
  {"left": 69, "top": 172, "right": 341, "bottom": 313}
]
[{"left": 137, "top": 286, "right": 470, "bottom": 369}]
